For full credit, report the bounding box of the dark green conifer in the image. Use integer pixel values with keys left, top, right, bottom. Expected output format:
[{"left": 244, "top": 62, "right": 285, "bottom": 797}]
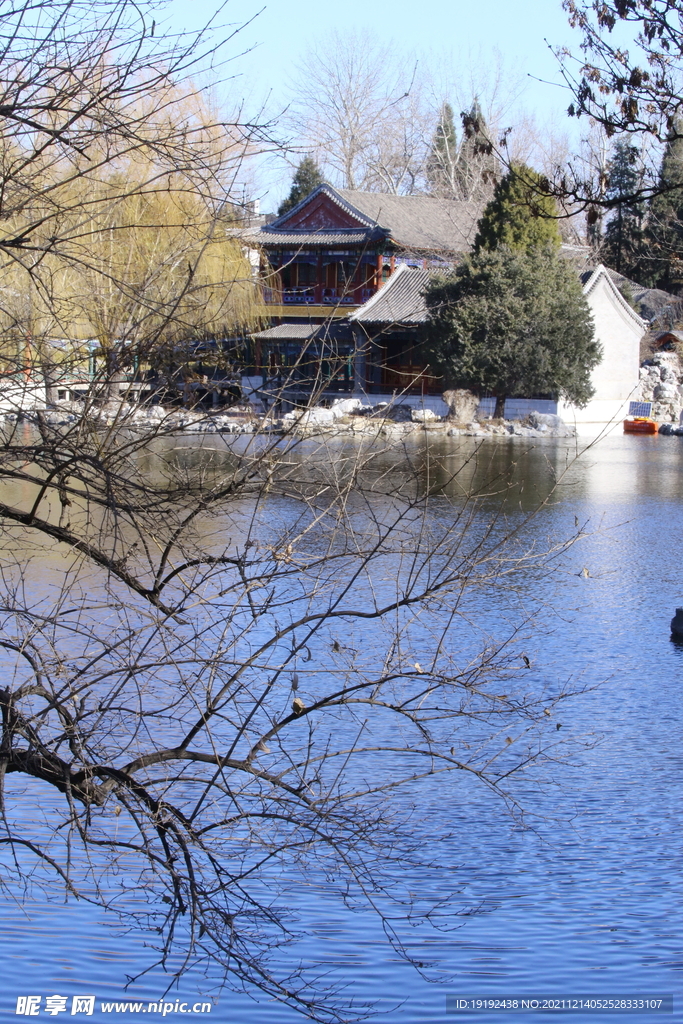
[
  {"left": 601, "top": 141, "right": 646, "bottom": 279},
  {"left": 455, "top": 99, "right": 498, "bottom": 202},
  {"left": 421, "top": 246, "right": 599, "bottom": 419},
  {"left": 474, "top": 163, "right": 562, "bottom": 253},
  {"left": 426, "top": 102, "right": 458, "bottom": 196},
  {"left": 643, "top": 127, "right": 683, "bottom": 292},
  {"left": 278, "top": 157, "right": 326, "bottom": 217}
]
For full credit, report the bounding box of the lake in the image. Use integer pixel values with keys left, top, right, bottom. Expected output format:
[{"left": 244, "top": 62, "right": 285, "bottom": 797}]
[{"left": 0, "top": 432, "right": 681, "bottom": 1023}]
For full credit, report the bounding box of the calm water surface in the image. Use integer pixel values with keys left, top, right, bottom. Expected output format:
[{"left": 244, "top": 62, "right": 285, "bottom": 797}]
[{"left": 1, "top": 434, "right": 682, "bottom": 1023}]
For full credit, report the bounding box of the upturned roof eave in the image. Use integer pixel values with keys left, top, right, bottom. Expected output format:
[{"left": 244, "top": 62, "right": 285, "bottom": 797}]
[
  {"left": 242, "top": 226, "right": 389, "bottom": 248},
  {"left": 583, "top": 264, "right": 647, "bottom": 332},
  {"left": 267, "top": 184, "right": 380, "bottom": 231}
]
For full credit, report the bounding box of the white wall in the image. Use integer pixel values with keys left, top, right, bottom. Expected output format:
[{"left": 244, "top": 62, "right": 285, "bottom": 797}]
[
  {"left": 0, "top": 377, "right": 46, "bottom": 412},
  {"left": 558, "top": 268, "right": 645, "bottom": 435},
  {"left": 584, "top": 269, "right": 642, "bottom": 401},
  {"left": 556, "top": 397, "right": 633, "bottom": 436}
]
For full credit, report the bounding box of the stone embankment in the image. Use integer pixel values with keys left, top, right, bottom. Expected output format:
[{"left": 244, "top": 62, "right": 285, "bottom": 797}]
[
  {"left": 0, "top": 405, "right": 258, "bottom": 433},
  {"left": 0, "top": 397, "right": 575, "bottom": 439},
  {"left": 638, "top": 353, "right": 683, "bottom": 423},
  {"left": 275, "top": 398, "right": 574, "bottom": 438}
]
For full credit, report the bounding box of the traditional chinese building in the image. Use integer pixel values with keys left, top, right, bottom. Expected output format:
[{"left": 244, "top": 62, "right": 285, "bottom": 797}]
[
  {"left": 242, "top": 187, "right": 647, "bottom": 432},
  {"left": 243, "top": 184, "right": 482, "bottom": 322}
]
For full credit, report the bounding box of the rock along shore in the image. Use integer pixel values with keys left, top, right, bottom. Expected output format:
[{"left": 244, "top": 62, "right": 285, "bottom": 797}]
[{"left": 0, "top": 398, "right": 575, "bottom": 440}]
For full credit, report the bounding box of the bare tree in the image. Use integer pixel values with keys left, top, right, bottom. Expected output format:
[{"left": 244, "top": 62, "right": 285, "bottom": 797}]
[
  {"left": 282, "top": 30, "right": 431, "bottom": 194},
  {"left": 552, "top": 0, "right": 683, "bottom": 208},
  {"left": 0, "top": 4, "right": 587, "bottom": 1021},
  {"left": 0, "top": 403, "right": 585, "bottom": 1019}
]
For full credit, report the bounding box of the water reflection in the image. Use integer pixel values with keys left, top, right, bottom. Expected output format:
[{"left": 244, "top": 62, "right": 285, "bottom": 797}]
[{"left": 0, "top": 433, "right": 682, "bottom": 1023}]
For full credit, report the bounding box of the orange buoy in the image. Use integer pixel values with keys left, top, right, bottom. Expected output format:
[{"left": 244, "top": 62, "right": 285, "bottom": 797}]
[{"left": 623, "top": 417, "right": 658, "bottom": 434}]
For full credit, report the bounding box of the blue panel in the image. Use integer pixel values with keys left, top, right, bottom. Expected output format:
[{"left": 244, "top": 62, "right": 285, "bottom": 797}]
[{"left": 629, "top": 401, "right": 653, "bottom": 417}]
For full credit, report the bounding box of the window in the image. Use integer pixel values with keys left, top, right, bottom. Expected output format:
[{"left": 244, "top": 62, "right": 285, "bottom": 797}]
[{"left": 297, "top": 262, "right": 316, "bottom": 286}]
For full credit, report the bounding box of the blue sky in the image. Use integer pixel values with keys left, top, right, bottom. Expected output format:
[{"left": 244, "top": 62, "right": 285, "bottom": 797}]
[{"left": 164, "top": 0, "right": 595, "bottom": 207}]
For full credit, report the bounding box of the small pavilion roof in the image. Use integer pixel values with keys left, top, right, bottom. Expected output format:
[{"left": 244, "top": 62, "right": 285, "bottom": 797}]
[
  {"left": 349, "top": 266, "right": 434, "bottom": 325},
  {"left": 251, "top": 324, "right": 318, "bottom": 341},
  {"left": 252, "top": 322, "right": 354, "bottom": 343},
  {"left": 654, "top": 329, "right": 683, "bottom": 343}
]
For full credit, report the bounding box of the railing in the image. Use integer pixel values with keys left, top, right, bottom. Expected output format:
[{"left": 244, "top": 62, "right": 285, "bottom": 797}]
[
  {"left": 262, "top": 287, "right": 315, "bottom": 305},
  {"left": 282, "top": 288, "right": 316, "bottom": 304},
  {"left": 321, "top": 289, "right": 355, "bottom": 305},
  {"left": 262, "top": 285, "right": 375, "bottom": 306}
]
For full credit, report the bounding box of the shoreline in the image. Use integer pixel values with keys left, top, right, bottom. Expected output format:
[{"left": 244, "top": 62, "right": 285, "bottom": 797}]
[{"left": 0, "top": 404, "right": 577, "bottom": 440}]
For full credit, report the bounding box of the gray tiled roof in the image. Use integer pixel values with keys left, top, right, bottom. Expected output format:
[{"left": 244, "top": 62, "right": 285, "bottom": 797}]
[
  {"left": 243, "top": 185, "right": 483, "bottom": 254},
  {"left": 594, "top": 267, "right": 678, "bottom": 323},
  {"left": 241, "top": 228, "right": 378, "bottom": 247},
  {"left": 335, "top": 189, "right": 482, "bottom": 253},
  {"left": 252, "top": 322, "right": 354, "bottom": 342},
  {"left": 349, "top": 265, "right": 434, "bottom": 324},
  {"left": 251, "top": 324, "right": 318, "bottom": 341}
]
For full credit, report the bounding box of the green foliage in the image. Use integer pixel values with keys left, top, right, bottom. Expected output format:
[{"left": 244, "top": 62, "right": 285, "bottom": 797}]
[
  {"left": 421, "top": 246, "right": 600, "bottom": 411},
  {"left": 454, "top": 100, "right": 498, "bottom": 202},
  {"left": 474, "top": 164, "right": 562, "bottom": 254},
  {"left": 426, "top": 102, "right": 458, "bottom": 196},
  {"left": 601, "top": 141, "right": 647, "bottom": 279},
  {"left": 278, "top": 157, "right": 326, "bottom": 216},
  {"left": 643, "top": 127, "right": 683, "bottom": 292},
  {"left": 616, "top": 278, "right": 637, "bottom": 309}
]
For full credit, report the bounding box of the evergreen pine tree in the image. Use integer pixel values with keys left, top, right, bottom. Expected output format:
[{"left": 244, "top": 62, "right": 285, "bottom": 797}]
[
  {"left": 278, "top": 157, "right": 326, "bottom": 217},
  {"left": 473, "top": 163, "right": 562, "bottom": 253},
  {"left": 644, "top": 127, "right": 683, "bottom": 293},
  {"left": 454, "top": 99, "right": 498, "bottom": 202},
  {"left": 426, "top": 102, "right": 458, "bottom": 196},
  {"left": 422, "top": 247, "right": 599, "bottom": 419},
  {"left": 601, "top": 141, "right": 646, "bottom": 280}
]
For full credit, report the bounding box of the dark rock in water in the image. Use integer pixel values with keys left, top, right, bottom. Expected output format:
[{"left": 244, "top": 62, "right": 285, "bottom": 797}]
[
  {"left": 659, "top": 423, "right": 675, "bottom": 435},
  {"left": 671, "top": 608, "right": 683, "bottom": 637},
  {"left": 370, "top": 403, "right": 413, "bottom": 422}
]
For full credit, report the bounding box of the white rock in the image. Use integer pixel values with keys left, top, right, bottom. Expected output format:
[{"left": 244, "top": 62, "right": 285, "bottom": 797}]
[
  {"left": 330, "top": 397, "right": 362, "bottom": 418},
  {"left": 298, "top": 407, "right": 335, "bottom": 426},
  {"left": 411, "top": 408, "right": 440, "bottom": 423}
]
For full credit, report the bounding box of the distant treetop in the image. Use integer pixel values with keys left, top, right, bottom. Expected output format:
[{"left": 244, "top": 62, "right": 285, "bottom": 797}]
[
  {"left": 455, "top": 99, "right": 498, "bottom": 203},
  {"left": 474, "top": 163, "right": 562, "bottom": 254},
  {"left": 278, "top": 157, "right": 326, "bottom": 216},
  {"left": 426, "top": 102, "right": 458, "bottom": 197}
]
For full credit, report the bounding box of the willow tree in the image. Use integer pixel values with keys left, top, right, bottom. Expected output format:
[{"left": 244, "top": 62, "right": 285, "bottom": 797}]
[
  {"left": 57, "top": 163, "right": 261, "bottom": 388},
  {"left": 0, "top": 7, "right": 264, "bottom": 403}
]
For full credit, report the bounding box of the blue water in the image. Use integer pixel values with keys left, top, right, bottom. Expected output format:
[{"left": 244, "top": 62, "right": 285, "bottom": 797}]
[{"left": 1, "top": 434, "right": 682, "bottom": 1023}]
